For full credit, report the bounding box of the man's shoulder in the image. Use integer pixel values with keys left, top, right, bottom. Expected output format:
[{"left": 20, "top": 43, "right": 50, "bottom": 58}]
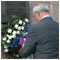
[{"left": 29, "top": 22, "right": 44, "bottom": 31}]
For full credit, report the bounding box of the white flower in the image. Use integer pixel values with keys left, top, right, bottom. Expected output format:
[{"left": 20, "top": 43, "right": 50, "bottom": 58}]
[
  {"left": 7, "top": 35, "right": 13, "bottom": 39},
  {"left": 12, "top": 35, "right": 16, "bottom": 38},
  {"left": 16, "top": 54, "right": 19, "bottom": 57},
  {"left": 4, "top": 45, "right": 8, "bottom": 48},
  {"left": 8, "top": 35, "right": 13, "bottom": 39},
  {"left": 12, "top": 30, "right": 16, "bottom": 35},
  {"left": 2, "top": 37, "right": 7, "bottom": 41},
  {"left": 19, "top": 20, "right": 22, "bottom": 24},
  {"left": 14, "top": 24, "right": 18, "bottom": 29},
  {"left": 6, "top": 40, "right": 10, "bottom": 43},
  {"left": 7, "top": 28, "right": 12, "bottom": 33},
  {"left": 21, "top": 26, "right": 24, "bottom": 30},
  {"left": 25, "top": 18, "right": 29, "bottom": 22},
  {"left": 18, "top": 27, "right": 21, "bottom": 30},
  {"left": 23, "top": 22, "right": 25, "bottom": 25},
  {"left": 7, "top": 34, "right": 9, "bottom": 37},
  {"left": 16, "top": 31, "right": 20, "bottom": 34},
  {"left": 4, "top": 48, "right": 8, "bottom": 52}
]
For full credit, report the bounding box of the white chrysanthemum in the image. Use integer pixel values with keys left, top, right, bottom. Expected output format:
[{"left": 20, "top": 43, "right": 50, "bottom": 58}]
[
  {"left": 6, "top": 40, "right": 10, "bottom": 43},
  {"left": 7, "top": 35, "right": 13, "bottom": 39},
  {"left": 23, "top": 22, "right": 25, "bottom": 25},
  {"left": 7, "top": 28, "right": 12, "bottom": 33},
  {"left": 14, "top": 24, "right": 18, "bottom": 29},
  {"left": 25, "top": 18, "right": 29, "bottom": 22},
  {"left": 18, "top": 27, "right": 21, "bottom": 30},
  {"left": 12, "top": 30, "right": 16, "bottom": 35},
  {"left": 7, "top": 34, "right": 9, "bottom": 37},
  {"left": 4, "top": 48, "right": 8, "bottom": 52},
  {"left": 2, "top": 37, "right": 7, "bottom": 41},
  {"left": 16, "top": 31, "right": 20, "bottom": 34},
  {"left": 4, "top": 45, "right": 8, "bottom": 48},
  {"left": 19, "top": 20, "right": 22, "bottom": 24},
  {"left": 12, "top": 34, "right": 16, "bottom": 38},
  {"left": 21, "top": 26, "right": 24, "bottom": 30},
  {"left": 16, "top": 54, "right": 19, "bottom": 57},
  {"left": 8, "top": 35, "right": 13, "bottom": 39}
]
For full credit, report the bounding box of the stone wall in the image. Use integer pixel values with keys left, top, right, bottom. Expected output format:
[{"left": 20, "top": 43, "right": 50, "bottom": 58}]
[{"left": 1, "top": 1, "right": 29, "bottom": 23}]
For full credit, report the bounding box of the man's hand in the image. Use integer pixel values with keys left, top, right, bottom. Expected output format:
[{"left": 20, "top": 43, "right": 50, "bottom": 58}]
[{"left": 22, "top": 46, "right": 24, "bottom": 48}]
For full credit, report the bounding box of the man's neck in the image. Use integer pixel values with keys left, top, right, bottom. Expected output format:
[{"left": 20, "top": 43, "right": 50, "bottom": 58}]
[{"left": 40, "top": 14, "right": 50, "bottom": 21}]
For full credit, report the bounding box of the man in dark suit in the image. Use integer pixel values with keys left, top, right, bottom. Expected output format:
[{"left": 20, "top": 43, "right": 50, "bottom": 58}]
[{"left": 19, "top": 4, "right": 59, "bottom": 59}]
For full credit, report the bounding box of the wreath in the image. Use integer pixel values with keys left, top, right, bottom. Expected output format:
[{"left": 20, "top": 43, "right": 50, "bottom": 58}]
[{"left": 1, "top": 18, "right": 30, "bottom": 58}]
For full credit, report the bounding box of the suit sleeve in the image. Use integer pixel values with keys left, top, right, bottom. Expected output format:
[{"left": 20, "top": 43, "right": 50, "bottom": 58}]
[{"left": 18, "top": 26, "right": 37, "bottom": 58}]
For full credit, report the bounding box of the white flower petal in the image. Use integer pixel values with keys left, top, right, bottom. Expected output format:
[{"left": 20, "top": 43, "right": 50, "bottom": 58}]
[
  {"left": 21, "top": 26, "right": 24, "bottom": 30},
  {"left": 7, "top": 34, "right": 9, "bottom": 37},
  {"left": 2, "top": 37, "right": 7, "bottom": 41},
  {"left": 12, "top": 35, "right": 16, "bottom": 38},
  {"left": 16, "top": 54, "right": 19, "bottom": 57},
  {"left": 16, "top": 31, "right": 20, "bottom": 34},
  {"left": 25, "top": 18, "right": 29, "bottom": 22},
  {"left": 8, "top": 35, "right": 13, "bottom": 39},
  {"left": 14, "top": 24, "right": 18, "bottom": 29},
  {"left": 7, "top": 29, "right": 12, "bottom": 33},
  {"left": 23, "top": 22, "right": 25, "bottom": 25},
  {"left": 19, "top": 20, "right": 22, "bottom": 24},
  {"left": 12, "top": 30, "right": 16, "bottom": 35},
  {"left": 4, "top": 48, "right": 8, "bottom": 52},
  {"left": 7, "top": 35, "right": 13, "bottom": 39},
  {"left": 4, "top": 45, "right": 8, "bottom": 48},
  {"left": 6, "top": 40, "right": 10, "bottom": 43},
  {"left": 18, "top": 27, "right": 21, "bottom": 30}
]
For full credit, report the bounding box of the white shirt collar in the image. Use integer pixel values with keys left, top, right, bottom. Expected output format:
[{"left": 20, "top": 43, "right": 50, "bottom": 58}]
[{"left": 40, "top": 15, "right": 50, "bottom": 21}]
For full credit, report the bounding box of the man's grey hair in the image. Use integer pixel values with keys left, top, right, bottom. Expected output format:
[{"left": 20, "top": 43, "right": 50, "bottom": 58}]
[{"left": 33, "top": 4, "right": 49, "bottom": 13}]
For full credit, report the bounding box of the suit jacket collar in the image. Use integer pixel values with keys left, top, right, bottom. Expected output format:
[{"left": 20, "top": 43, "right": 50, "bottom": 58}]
[{"left": 40, "top": 15, "right": 50, "bottom": 21}]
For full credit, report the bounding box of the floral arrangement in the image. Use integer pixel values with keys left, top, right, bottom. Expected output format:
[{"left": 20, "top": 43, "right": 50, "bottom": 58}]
[{"left": 1, "top": 18, "right": 30, "bottom": 58}]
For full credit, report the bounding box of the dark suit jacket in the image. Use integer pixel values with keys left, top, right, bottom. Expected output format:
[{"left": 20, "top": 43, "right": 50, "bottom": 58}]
[{"left": 19, "top": 17, "right": 59, "bottom": 59}]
